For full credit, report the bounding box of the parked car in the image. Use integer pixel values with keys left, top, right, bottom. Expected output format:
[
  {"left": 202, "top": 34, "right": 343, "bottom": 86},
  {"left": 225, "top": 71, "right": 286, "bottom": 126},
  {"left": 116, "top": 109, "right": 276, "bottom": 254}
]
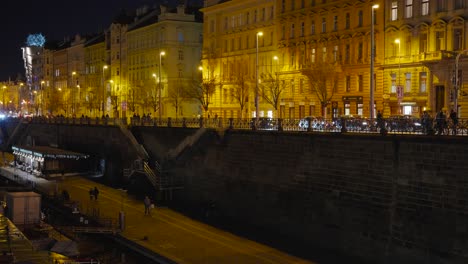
[{"left": 386, "top": 115, "right": 422, "bottom": 132}]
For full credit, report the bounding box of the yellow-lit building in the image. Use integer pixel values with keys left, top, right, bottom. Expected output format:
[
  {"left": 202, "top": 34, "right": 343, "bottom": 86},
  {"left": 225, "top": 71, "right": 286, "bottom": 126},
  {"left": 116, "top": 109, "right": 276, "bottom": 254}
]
[
  {"left": 203, "top": 0, "right": 468, "bottom": 119},
  {"left": 383, "top": 0, "right": 468, "bottom": 118},
  {"left": 201, "top": 0, "right": 278, "bottom": 118},
  {"left": 126, "top": 4, "right": 203, "bottom": 118},
  {"left": 83, "top": 33, "right": 107, "bottom": 117}
]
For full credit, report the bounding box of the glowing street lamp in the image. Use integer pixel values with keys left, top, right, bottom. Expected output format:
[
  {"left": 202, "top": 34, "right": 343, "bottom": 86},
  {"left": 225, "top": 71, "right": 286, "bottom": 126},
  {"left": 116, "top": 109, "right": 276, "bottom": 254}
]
[
  {"left": 255, "top": 31, "right": 263, "bottom": 123},
  {"left": 370, "top": 4, "right": 378, "bottom": 119},
  {"left": 102, "top": 65, "right": 108, "bottom": 115},
  {"left": 159, "top": 51, "right": 165, "bottom": 124}
]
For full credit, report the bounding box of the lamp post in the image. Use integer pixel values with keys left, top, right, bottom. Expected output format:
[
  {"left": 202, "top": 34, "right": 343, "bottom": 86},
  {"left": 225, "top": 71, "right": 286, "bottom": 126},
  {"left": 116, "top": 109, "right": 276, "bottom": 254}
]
[
  {"left": 455, "top": 49, "right": 468, "bottom": 114},
  {"left": 72, "top": 71, "right": 76, "bottom": 116},
  {"left": 256, "top": 32, "right": 263, "bottom": 123},
  {"left": 395, "top": 38, "right": 401, "bottom": 114},
  {"left": 159, "top": 51, "right": 165, "bottom": 124},
  {"left": 370, "top": 4, "right": 378, "bottom": 119},
  {"left": 102, "top": 65, "right": 108, "bottom": 115}
]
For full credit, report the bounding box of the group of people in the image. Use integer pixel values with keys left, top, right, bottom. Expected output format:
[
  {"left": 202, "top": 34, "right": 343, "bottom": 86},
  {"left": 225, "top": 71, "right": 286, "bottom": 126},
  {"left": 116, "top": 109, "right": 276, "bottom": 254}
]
[{"left": 422, "top": 109, "right": 459, "bottom": 135}]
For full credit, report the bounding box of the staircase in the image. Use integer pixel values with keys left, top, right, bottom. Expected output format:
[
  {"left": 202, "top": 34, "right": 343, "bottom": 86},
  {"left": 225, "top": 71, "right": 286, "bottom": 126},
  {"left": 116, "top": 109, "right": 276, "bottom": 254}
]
[{"left": 167, "top": 127, "right": 206, "bottom": 159}]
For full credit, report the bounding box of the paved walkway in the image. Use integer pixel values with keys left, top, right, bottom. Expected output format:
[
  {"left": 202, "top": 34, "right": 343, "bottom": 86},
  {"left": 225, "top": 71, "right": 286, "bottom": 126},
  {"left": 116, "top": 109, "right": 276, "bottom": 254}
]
[{"left": 0, "top": 166, "right": 314, "bottom": 264}]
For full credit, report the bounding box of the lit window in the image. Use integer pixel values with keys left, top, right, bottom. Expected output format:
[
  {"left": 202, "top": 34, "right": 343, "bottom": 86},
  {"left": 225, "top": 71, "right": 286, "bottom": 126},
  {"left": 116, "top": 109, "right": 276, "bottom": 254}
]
[
  {"left": 405, "top": 73, "right": 411, "bottom": 92},
  {"left": 405, "top": 0, "right": 413, "bottom": 18},
  {"left": 311, "top": 48, "right": 316, "bottom": 63},
  {"left": 391, "top": 73, "right": 397, "bottom": 93},
  {"left": 421, "top": 0, "right": 429, "bottom": 15},
  {"left": 333, "top": 45, "right": 338, "bottom": 62},
  {"left": 391, "top": 2, "right": 398, "bottom": 21},
  {"left": 322, "top": 47, "right": 327, "bottom": 61},
  {"left": 420, "top": 72, "right": 427, "bottom": 93}
]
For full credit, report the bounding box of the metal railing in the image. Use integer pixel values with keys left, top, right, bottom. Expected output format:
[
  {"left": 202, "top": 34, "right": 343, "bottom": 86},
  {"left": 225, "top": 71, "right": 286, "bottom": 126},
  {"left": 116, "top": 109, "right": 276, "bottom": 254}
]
[{"left": 4, "top": 116, "right": 468, "bottom": 136}]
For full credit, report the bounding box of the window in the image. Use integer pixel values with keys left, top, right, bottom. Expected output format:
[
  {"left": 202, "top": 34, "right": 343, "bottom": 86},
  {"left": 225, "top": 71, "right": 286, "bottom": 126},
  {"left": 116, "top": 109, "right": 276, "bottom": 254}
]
[
  {"left": 262, "top": 8, "right": 265, "bottom": 21},
  {"left": 333, "top": 16, "right": 338, "bottom": 31},
  {"left": 455, "top": 0, "right": 464, "bottom": 9},
  {"left": 420, "top": 33, "right": 427, "bottom": 52},
  {"left": 321, "top": 18, "right": 326, "bottom": 33},
  {"left": 437, "top": 0, "right": 446, "bottom": 12},
  {"left": 345, "top": 44, "right": 350, "bottom": 64},
  {"left": 291, "top": 0, "right": 295, "bottom": 10},
  {"left": 311, "top": 21, "right": 316, "bottom": 35},
  {"left": 391, "top": 73, "right": 397, "bottom": 93},
  {"left": 301, "top": 0, "right": 305, "bottom": 8},
  {"left": 290, "top": 23, "right": 295, "bottom": 38},
  {"left": 178, "top": 50, "right": 184, "bottom": 60},
  {"left": 299, "top": 79, "right": 304, "bottom": 93},
  {"left": 358, "top": 75, "right": 363, "bottom": 92},
  {"left": 290, "top": 79, "right": 295, "bottom": 95},
  {"left": 420, "top": 72, "right": 426, "bottom": 93},
  {"left": 177, "top": 31, "right": 184, "bottom": 42},
  {"left": 357, "top": 103, "right": 363, "bottom": 116},
  {"left": 322, "top": 47, "right": 327, "bottom": 61},
  {"left": 282, "top": 25, "right": 286, "bottom": 39},
  {"left": 246, "top": 12, "right": 249, "bottom": 24},
  {"left": 345, "top": 13, "right": 350, "bottom": 29},
  {"left": 290, "top": 50, "right": 295, "bottom": 66},
  {"left": 405, "top": 0, "right": 413, "bottom": 18},
  {"left": 346, "top": 76, "right": 351, "bottom": 92},
  {"left": 404, "top": 73, "right": 412, "bottom": 92},
  {"left": 344, "top": 103, "right": 350, "bottom": 115},
  {"left": 358, "top": 11, "right": 363, "bottom": 27},
  {"left": 311, "top": 48, "right": 316, "bottom": 63},
  {"left": 333, "top": 45, "right": 338, "bottom": 62},
  {"left": 358, "top": 42, "right": 363, "bottom": 61},
  {"left": 435, "top": 31, "right": 444, "bottom": 51},
  {"left": 281, "top": 0, "right": 285, "bottom": 12},
  {"left": 254, "top": 10, "right": 257, "bottom": 22},
  {"left": 246, "top": 35, "right": 250, "bottom": 49},
  {"left": 391, "top": 2, "right": 398, "bottom": 21},
  {"left": 301, "top": 22, "right": 305, "bottom": 37},
  {"left": 421, "top": 0, "right": 429, "bottom": 15},
  {"left": 454, "top": 29, "right": 463, "bottom": 50}
]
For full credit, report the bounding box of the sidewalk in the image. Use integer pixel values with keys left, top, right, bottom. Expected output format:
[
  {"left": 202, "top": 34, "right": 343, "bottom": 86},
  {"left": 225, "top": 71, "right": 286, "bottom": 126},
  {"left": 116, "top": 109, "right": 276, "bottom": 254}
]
[{"left": 1, "top": 167, "right": 314, "bottom": 264}]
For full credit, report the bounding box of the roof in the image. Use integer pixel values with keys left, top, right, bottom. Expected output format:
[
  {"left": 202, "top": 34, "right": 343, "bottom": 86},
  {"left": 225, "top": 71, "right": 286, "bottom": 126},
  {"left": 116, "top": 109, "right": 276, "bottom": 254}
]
[{"left": 12, "top": 146, "right": 89, "bottom": 160}]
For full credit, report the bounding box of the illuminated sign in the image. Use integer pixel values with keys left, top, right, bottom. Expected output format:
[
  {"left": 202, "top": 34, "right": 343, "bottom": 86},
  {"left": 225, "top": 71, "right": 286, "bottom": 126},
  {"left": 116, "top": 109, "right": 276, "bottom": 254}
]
[{"left": 26, "top": 34, "right": 46, "bottom": 47}]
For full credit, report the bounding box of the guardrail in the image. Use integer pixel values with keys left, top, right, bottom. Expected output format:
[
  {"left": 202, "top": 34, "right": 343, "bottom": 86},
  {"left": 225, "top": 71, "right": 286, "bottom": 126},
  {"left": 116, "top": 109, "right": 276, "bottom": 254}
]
[{"left": 4, "top": 116, "right": 468, "bottom": 136}]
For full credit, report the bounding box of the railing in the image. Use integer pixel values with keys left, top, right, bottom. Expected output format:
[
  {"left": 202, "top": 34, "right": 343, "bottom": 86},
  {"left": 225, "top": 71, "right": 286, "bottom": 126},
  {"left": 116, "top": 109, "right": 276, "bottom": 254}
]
[{"left": 4, "top": 116, "right": 468, "bottom": 136}]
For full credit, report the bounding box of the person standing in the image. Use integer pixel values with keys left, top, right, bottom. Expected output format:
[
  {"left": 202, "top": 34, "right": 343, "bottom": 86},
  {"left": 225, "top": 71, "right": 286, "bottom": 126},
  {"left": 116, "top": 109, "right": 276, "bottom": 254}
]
[
  {"left": 450, "top": 109, "right": 458, "bottom": 135},
  {"left": 144, "top": 196, "right": 151, "bottom": 216},
  {"left": 93, "top": 187, "right": 99, "bottom": 201}
]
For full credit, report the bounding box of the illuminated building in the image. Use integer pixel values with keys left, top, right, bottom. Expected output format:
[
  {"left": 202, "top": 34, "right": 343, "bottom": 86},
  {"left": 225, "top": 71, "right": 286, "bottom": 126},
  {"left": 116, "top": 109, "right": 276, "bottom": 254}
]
[
  {"left": 126, "top": 4, "right": 203, "bottom": 118},
  {"left": 383, "top": 0, "right": 468, "bottom": 117},
  {"left": 202, "top": 0, "right": 277, "bottom": 118},
  {"left": 83, "top": 33, "right": 107, "bottom": 117}
]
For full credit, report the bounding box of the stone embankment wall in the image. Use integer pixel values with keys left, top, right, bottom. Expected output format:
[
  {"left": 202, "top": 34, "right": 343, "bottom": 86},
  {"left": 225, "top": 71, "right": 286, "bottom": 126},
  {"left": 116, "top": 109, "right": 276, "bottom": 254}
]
[{"left": 167, "top": 130, "right": 468, "bottom": 264}]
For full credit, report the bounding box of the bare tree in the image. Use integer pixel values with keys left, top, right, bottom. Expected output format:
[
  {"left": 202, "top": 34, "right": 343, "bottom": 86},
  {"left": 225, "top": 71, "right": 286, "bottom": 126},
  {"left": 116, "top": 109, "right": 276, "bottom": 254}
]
[
  {"left": 231, "top": 72, "right": 251, "bottom": 118},
  {"left": 301, "top": 60, "right": 339, "bottom": 117},
  {"left": 187, "top": 77, "right": 217, "bottom": 118},
  {"left": 260, "top": 72, "right": 286, "bottom": 117},
  {"left": 167, "top": 81, "right": 190, "bottom": 119}
]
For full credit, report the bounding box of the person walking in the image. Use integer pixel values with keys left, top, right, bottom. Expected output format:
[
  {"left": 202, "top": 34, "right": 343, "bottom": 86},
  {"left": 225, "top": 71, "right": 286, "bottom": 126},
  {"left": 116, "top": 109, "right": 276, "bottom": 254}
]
[
  {"left": 450, "top": 109, "right": 458, "bottom": 135},
  {"left": 93, "top": 187, "right": 99, "bottom": 201},
  {"left": 144, "top": 196, "right": 151, "bottom": 216}
]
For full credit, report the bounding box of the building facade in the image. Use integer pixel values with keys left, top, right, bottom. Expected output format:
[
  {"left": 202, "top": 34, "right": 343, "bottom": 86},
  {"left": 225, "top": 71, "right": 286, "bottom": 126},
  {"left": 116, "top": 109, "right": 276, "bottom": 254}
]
[{"left": 203, "top": 0, "right": 468, "bottom": 119}]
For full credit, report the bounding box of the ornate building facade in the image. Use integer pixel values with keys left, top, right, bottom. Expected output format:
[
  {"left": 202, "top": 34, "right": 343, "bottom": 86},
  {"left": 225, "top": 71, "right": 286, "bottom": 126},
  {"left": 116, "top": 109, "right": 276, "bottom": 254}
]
[{"left": 203, "top": 0, "right": 468, "bottom": 119}]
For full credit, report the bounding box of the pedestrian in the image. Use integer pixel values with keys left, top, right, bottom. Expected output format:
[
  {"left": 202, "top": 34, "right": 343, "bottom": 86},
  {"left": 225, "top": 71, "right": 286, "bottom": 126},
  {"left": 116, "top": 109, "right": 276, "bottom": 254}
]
[
  {"left": 450, "top": 109, "right": 458, "bottom": 135},
  {"left": 144, "top": 196, "right": 151, "bottom": 215},
  {"left": 436, "top": 110, "right": 447, "bottom": 135},
  {"left": 89, "top": 188, "right": 94, "bottom": 200},
  {"left": 93, "top": 187, "right": 99, "bottom": 201}
]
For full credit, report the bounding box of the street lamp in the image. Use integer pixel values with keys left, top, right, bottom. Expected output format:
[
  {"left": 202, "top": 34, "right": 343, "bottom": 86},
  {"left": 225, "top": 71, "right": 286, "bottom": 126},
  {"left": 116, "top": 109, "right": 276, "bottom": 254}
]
[
  {"left": 370, "top": 4, "right": 378, "bottom": 119},
  {"left": 256, "top": 32, "right": 263, "bottom": 123},
  {"left": 395, "top": 38, "right": 401, "bottom": 114},
  {"left": 72, "top": 71, "right": 76, "bottom": 115},
  {"left": 102, "top": 65, "right": 108, "bottom": 115},
  {"left": 159, "top": 51, "right": 165, "bottom": 124}
]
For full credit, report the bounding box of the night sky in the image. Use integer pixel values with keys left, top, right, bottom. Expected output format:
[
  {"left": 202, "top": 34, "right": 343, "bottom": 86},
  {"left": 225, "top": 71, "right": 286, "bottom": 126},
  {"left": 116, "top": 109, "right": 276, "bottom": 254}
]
[{"left": 0, "top": 0, "right": 201, "bottom": 81}]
